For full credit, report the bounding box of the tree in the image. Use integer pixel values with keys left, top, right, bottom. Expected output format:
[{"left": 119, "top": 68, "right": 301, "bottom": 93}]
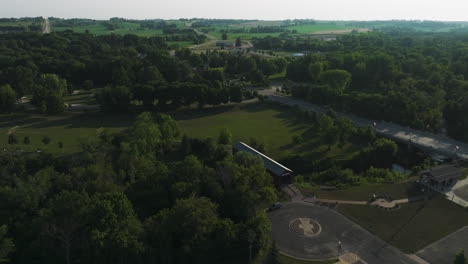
[
  {"left": 372, "top": 138, "right": 398, "bottom": 168},
  {"left": 40, "top": 191, "right": 89, "bottom": 264},
  {"left": 145, "top": 196, "right": 222, "bottom": 263},
  {"left": 222, "top": 33, "right": 228, "bottom": 40},
  {"left": 82, "top": 80, "right": 94, "bottom": 90},
  {"left": 229, "top": 85, "right": 243, "bottom": 103},
  {"left": 218, "top": 128, "right": 232, "bottom": 145},
  {"left": 455, "top": 250, "right": 466, "bottom": 264},
  {"left": 45, "top": 92, "right": 66, "bottom": 114},
  {"left": 0, "top": 85, "right": 16, "bottom": 113},
  {"left": 23, "top": 136, "right": 30, "bottom": 145},
  {"left": 320, "top": 69, "right": 352, "bottom": 94},
  {"left": 156, "top": 113, "right": 181, "bottom": 151},
  {"left": 86, "top": 192, "right": 143, "bottom": 262},
  {"left": 96, "top": 85, "right": 132, "bottom": 111},
  {"left": 127, "top": 112, "right": 161, "bottom": 155},
  {"left": 32, "top": 74, "right": 67, "bottom": 114},
  {"left": 180, "top": 134, "right": 191, "bottom": 155},
  {"left": 0, "top": 225, "right": 14, "bottom": 263},
  {"left": 308, "top": 61, "right": 323, "bottom": 82},
  {"left": 58, "top": 141, "right": 64, "bottom": 149},
  {"left": 7, "top": 134, "right": 17, "bottom": 144},
  {"left": 42, "top": 136, "right": 51, "bottom": 145},
  {"left": 235, "top": 37, "right": 242, "bottom": 47},
  {"left": 266, "top": 240, "right": 280, "bottom": 264}
]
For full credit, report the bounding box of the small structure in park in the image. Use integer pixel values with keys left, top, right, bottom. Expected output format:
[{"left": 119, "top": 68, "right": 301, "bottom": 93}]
[
  {"left": 232, "top": 141, "right": 294, "bottom": 185},
  {"left": 419, "top": 164, "right": 464, "bottom": 189}
]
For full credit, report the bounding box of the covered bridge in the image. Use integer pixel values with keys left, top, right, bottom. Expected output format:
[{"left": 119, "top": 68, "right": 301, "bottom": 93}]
[
  {"left": 419, "top": 164, "right": 464, "bottom": 189},
  {"left": 232, "top": 141, "right": 294, "bottom": 185}
]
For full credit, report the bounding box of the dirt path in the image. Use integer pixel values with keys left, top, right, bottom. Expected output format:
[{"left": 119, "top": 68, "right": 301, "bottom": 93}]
[
  {"left": 43, "top": 17, "right": 51, "bottom": 34},
  {"left": 190, "top": 29, "right": 217, "bottom": 50}
]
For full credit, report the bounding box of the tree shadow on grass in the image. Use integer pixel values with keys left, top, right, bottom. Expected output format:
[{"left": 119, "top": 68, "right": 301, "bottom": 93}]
[
  {"left": 0, "top": 116, "right": 48, "bottom": 128},
  {"left": 27, "top": 112, "right": 137, "bottom": 129}
]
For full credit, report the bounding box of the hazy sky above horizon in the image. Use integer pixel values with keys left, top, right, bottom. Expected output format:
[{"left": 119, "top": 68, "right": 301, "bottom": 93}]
[{"left": 2, "top": 0, "right": 468, "bottom": 21}]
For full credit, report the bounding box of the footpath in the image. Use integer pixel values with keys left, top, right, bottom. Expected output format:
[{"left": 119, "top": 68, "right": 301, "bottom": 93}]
[{"left": 281, "top": 184, "right": 427, "bottom": 208}]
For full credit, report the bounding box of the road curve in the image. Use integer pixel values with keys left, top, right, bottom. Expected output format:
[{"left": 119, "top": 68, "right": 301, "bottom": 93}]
[{"left": 260, "top": 89, "right": 468, "bottom": 161}]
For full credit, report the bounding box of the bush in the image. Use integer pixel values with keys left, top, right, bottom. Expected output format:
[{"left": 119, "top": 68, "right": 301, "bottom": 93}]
[
  {"left": 42, "top": 136, "right": 51, "bottom": 145},
  {"left": 7, "top": 134, "right": 17, "bottom": 144}
]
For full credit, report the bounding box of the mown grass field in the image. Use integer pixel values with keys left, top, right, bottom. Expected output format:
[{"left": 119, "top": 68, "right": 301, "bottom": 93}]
[
  {"left": 0, "top": 101, "right": 363, "bottom": 160},
  {"left": 176, "top": 102, "right": 363, "bottom": 162},
  {"left": 297, "top": 181, "right": 423, "bottom": 201},
  {"left": 166, "top": 41, "right": 194, "bottom": 48},
  {"left": 0, "top": 112, "right": 135, "bottom": 154},
  {"left": 279, "top": 254, "right": 337, "bottom": 264},
  {"left": 337, "top": 196, "right": 468, "bottom": 253}
]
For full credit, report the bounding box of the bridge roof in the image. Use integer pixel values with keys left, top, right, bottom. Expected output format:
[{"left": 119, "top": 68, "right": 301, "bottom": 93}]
[
  {"left": 233, "top": 141, "right": 293, "bottom": 177},
  {"left": 420, "top": 164, "right": 464, "bottom": 182}
]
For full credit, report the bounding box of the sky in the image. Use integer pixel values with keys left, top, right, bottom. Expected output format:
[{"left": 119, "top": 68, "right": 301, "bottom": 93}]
[{"left": 2, "top": 0, "right": 468, "bottom": 21}]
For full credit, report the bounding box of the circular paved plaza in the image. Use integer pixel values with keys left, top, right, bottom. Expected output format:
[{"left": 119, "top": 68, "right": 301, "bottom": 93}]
[{"left": 267, "top": 202, "right": 419, "bottom": 264}]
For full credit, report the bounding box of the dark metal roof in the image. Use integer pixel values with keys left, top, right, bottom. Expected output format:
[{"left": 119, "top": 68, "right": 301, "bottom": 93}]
[
  {"left": 420, "top": 164, "right": 464, "bottom": 182},
  {"left": 233, "top": 141, "right": 293, "bottom": 177}
]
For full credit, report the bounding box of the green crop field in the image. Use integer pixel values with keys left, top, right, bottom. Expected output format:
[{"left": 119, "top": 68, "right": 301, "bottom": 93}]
[
  {"left": 209, "top": 31, "right": 285, "bottom": 40},
  {"left": 285, "top": 24, "right": 355, "bottom": 33},
  {"left": 52, "top": 22, "right": 164, "bottom": 36},
  {"left": 337, "top": 196, "right": 468, "bottom": 253}
]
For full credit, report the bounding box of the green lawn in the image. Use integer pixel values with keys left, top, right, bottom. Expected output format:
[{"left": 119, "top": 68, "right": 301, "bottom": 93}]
[
  {"left": 337, "top": 196, "right": 468, "bottom": 253},
  {"left": 167, "top": 41, "right": 195, "bottom": 48},
  {"left": 297, "top": 181, "right": 423, "bottom": 201},
  {"left": 176, "top": 103, "right": 309, "bottom": 158},
  {"left": 0, "top": 112, "right": 135, "bottom": 154},
  {"left": 279, "top": 254, "right": 337, "bottom": 264},
  {"left": 177, "top": 102, "right": 363, "bottom": 162}
]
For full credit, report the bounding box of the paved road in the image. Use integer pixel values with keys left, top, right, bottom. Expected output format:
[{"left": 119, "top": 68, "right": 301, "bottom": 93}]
[
  {"left": 268, "top": 202, "right": 418, "bottom": 264},
  {"left": 417, "top": 227, "right": 468, "bottom": 264},
  {"left": 260, "top": 89, "right": 468, "bottom": 161}
]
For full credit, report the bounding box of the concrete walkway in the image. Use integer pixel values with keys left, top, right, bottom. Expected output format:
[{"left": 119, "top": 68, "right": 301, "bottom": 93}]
[{"left": 284, "top": 184, "right": 427, "bottom": 208}]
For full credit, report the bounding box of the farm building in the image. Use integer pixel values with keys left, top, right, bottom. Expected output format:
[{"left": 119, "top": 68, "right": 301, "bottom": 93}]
[
  {"left": 232, "top": 141, "right": 294, "bottom": 186},
  {"left": 216, "top": 41, "right": 236, "bottom": 48},
  {"left": 419, "top": 164, "right": 464, "bottom": 189}
]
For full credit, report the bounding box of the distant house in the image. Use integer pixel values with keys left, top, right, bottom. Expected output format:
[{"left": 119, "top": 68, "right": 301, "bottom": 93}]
[
  {"left": 216, "top": 41, "right": 236, "bottom": 48},
  {"left": 232, "top": 141, "right": 294, "bottom": 186},
  {"left": 419, "top": 164, "right": 464, "bottom": 188}
]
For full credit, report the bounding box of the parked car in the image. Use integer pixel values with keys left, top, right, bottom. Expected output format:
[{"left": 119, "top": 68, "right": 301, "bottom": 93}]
[{"left": 266, "top": 202, "right": 282, "bottom": 212}]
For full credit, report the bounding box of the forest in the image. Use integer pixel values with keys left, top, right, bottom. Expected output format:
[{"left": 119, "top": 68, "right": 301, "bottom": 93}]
[
  {"left": 0, "top": 112, "right": 278, "bottom": 264},
  {"left": 280, "top": 31, "right": 468, "bottom": 142}
]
